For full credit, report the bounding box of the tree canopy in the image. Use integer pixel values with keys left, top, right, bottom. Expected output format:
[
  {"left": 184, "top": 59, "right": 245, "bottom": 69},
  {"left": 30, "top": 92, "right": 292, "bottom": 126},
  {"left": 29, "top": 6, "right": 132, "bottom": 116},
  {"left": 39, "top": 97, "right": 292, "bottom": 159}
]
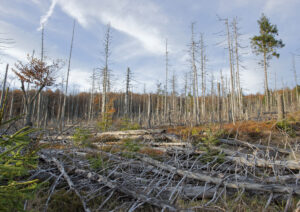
[{"left": 251, "top": 14, "right": 284, "bottom": 61}]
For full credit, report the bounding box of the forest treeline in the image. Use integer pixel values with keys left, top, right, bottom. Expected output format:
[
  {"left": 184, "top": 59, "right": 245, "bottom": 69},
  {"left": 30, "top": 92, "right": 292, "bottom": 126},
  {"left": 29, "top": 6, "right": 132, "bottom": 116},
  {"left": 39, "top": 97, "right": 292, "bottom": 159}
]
[{"left": 0, "top": 86, "right": 298, "bottom": 129}]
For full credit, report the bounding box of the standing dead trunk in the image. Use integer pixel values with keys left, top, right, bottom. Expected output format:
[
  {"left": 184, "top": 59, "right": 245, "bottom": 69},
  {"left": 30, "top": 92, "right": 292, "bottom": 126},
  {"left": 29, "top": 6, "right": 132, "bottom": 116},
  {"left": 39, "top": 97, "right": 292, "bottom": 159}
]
[
  {"left": 88, "top": 69, "right": 96, "bottom": 122},
  {"left": 164, "top": 39, "right": 168, "bottom": 123},
  {"left": 37, "top": 26, "right": 44, "bottom": 127},
  {"left": 263, "top": 51, "right": 270, "bottom": 112},
  {"left": 225, "top": 19, "right": 236, "bottom": 124},
  {"left": 200, "top": 34, "right": 206, "bottom": 122},
  {"left": 217, "top": 82, "right": 222, "bottom": 125},
  {"left": 190, "top": 23, "right": 198, "bottom": 125},
  {"left": 0, "top": 64, "right": 9, "bottom": 109},
  {"left": 61, "top": 20, "right": 75, "bottom": 130},
  {"left": 233, "top": 18, "right": 243, "bottom": 119},
  {"left": 277, "top": 93, "right": 285, "bottom": 121},
  {"left": 101, "top": 24, "right": 112, "bottom": 125},
  {"left": 124, "top": 67, "right": 130, "bottom": 116},
  {"left": 147, "top": 94, "right": 151, "bottom": 128},
  {"left": 9, "top": 90, "right": 14, "bottom": 119},
  {"left": 292, "top": 54, "right": 299, "bottom": 108}
]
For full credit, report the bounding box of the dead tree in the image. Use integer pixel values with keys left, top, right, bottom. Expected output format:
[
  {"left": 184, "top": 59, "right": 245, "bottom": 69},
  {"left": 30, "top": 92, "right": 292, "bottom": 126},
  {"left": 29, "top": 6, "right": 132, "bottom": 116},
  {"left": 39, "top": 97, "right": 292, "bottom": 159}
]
[
  {"left": 0, "top": 64, "right": 9, "bottom": 109},
  {"left": 225, "top": 18, "right": 236, "bottom": 124},
  {"left": 61, "top": 20, "right": 76, "bottom": 129},
  {"left": 88, "top": 68, "right": 96, "bottom": 121},
  {"left": 200, "top": 33, "right": 206, "bottom": 121},
  {"left": 292, "top": 53, "right": 299, "bottom": 107},
  {"left": 190, "top": 23, "right": 199, "bottom": 125},
  {"left": 37, "top": 25, "right": 45, "bottom": 127},
  {"left": 277, "top": 93, "right": 285, "bottom": 121},
  {"left": 124, "top": 67, "right": 131, "bottom": 116},
  {"left": 232, "top": 18, "right": 243, "bottom": 119},
  {"left": 164, "top": 39, "right": 168, "bottom": 123},
  {"left": 101, "top": 24, "right": 112, "bottom": 122},
  {"left": 9, "top": 89, "right": 14, "bottom": 119},
  {"left": 147, "top": 93, "right": 151, "bottom": 128},
  {"left": 217, "top": 82, "right": 222, "bottom": 125}
]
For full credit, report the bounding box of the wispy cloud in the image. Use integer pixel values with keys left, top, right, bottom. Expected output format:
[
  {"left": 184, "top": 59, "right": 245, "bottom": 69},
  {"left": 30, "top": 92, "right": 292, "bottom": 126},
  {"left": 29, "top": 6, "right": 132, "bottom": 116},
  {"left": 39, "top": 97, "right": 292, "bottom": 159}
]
[
  {"left": 55, "top": 0, "right": 167, "bottom": 54},
  {"left": 38, "top": 0, "right": 57, "bottom": 31}
]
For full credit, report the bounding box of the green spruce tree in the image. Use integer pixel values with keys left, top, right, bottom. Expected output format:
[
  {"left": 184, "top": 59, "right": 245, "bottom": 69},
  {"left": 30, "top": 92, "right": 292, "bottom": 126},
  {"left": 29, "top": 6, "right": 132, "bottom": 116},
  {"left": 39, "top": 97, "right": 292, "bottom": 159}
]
[{"left": 251, "top": 14, "right": 284, "bottom": 111}]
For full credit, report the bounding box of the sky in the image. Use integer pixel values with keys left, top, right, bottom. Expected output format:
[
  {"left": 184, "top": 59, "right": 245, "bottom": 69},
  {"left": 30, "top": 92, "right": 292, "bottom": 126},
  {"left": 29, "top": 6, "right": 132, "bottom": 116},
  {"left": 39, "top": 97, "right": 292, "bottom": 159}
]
[{"left": 0, "top": 0, "right": 300, "bottom": 94}]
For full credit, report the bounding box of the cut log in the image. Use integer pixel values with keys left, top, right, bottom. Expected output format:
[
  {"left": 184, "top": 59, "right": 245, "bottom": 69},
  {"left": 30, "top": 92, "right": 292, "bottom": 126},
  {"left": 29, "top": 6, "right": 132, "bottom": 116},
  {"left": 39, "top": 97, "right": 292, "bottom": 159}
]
[{"left": 96, "top": 129, "right": 165, "bottom": 137}]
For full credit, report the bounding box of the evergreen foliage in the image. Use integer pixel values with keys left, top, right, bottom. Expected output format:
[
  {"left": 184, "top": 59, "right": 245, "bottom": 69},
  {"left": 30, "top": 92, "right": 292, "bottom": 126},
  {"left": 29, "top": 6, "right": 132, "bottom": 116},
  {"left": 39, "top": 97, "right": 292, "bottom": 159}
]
[
  {"left": 251, "top": 14, "right": 285, "bottom": 62},
  {"left": 0, "top": 90, "right": 40, "bottom": 211}
]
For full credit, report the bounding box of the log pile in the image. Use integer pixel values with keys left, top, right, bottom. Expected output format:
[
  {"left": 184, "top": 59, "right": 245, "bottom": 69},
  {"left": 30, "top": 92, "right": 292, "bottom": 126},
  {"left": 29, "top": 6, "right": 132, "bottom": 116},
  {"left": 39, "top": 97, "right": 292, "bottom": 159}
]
[{"left": 34, "top": 129, "right": 300, "bottom": 211}]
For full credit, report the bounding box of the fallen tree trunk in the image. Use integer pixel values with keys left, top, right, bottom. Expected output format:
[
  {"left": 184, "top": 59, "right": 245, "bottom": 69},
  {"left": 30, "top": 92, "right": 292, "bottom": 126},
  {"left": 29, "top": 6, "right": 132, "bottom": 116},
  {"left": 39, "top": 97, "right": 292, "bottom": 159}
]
[
  {"left": 264, "top": 174, "right": 300, "bottom": 183},
  {"left": 207, "top": 145, "right": 300, "bottom": 170},
  {"left": 40, "top": 154, "right": 91, "bottom": 212},
  {"left": 136, "top": 154, "right": 300, "bottom": 195},
  {"left": 74, "top": 169, "right": 178, "bottom": 211},
  {"left": 96, "top": 129, "right": 165, "bottom": 137},
  {"left": 219, "top": 138, "right": 291, "bottom": 155}
]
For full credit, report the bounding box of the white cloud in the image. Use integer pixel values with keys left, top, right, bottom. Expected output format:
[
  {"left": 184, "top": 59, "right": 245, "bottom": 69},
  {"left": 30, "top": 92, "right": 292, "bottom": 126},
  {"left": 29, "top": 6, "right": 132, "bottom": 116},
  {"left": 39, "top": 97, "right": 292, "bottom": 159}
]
[
  {"left": 264, "top": 0, "right": 298, "bottom": 12},
  {"left": 55, "top": 0, "right": 167, "bottom": 54},
  {"left": 38, "top": 0, "right": 57, "bottom": 31}
]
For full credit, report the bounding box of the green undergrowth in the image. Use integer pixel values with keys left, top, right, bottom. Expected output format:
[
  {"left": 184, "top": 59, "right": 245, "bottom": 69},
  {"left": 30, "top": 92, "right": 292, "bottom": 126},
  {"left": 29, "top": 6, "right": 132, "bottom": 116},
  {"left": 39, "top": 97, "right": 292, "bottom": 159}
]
[
  {"left": 122, "top": 138, "right": 142, "bottom": 152},
  {"left": 72, "top": 127, "right": 93, "bottom": 146},
  {"left": 86, "top": 153, "right": 109, "bottom": 170},
  {"left": 177, "top": 191, "right": 297, "bottom": 211},
  {"left": 0, "top": 89, "right": 41, "bottom": 211},
  {"left": 276, "top": 120, "right": 296, "bottom": 137},
  {"left": 119, "top": 117, "right": 141, "bottom": 131}
]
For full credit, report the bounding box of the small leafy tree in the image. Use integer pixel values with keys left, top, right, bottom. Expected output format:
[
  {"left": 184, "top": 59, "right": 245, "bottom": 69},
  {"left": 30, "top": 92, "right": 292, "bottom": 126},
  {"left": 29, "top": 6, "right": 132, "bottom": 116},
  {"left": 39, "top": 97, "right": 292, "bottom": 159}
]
[
  {"left": 251, "top": 14, "right": 284, "bottom": 110},
  {"left": 12, "top": 54, "right": 62, "bottom": 126}
]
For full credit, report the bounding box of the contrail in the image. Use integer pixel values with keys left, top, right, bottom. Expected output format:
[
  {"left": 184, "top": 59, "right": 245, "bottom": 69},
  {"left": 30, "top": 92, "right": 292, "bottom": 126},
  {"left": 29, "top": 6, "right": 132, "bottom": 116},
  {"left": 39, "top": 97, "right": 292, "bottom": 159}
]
[{"left": 37, "top": 0, "right": 58, "bottom": 31}]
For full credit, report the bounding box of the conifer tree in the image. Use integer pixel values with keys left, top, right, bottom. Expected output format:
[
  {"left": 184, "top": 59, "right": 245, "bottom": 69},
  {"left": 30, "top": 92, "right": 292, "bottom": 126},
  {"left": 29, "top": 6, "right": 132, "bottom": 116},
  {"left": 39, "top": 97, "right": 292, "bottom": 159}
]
[{"left": 251, "top": 14, "right": 284, "bottom": 111}]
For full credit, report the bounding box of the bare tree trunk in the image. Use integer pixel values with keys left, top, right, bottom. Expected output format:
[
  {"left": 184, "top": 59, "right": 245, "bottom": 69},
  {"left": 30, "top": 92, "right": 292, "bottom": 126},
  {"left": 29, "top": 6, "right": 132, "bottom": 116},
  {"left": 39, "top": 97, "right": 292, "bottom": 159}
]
[
  {"left": 101, "top": 24, "right": 112, "bottom": 126},
  {"left": 263, "top": 51, "right": 270, "bottom": 112},
  {"left": 9, "top": 90, "right": 14, "bottom": 119},
  {"left": 0, "top": 64, "right": 9, "bottom": 109},
  {"left": 37, "top": 26, "right": 44, "bottom": 127},
  {"left": 124, "top": 67, "right": 130, "bottom": 115},
  {"left": 217, "top": 82, "right": 222, "bottom": 126},
  {"left": 164, "top": 39, "right": 168, "bottom": 123},
  {"left": 200, "top": 34, "right": 206, "bottom": 122},
  {"left": 233, "top": 18, "right": 243, "bottom": 119},
  {"left": 292, "top": 54, "right": 299, "bottom": 108},
  {"left": 43, "top": 95, "right": 49, "bottom": 129},
  {"left": 147, "top": 94, "right": 151, "bottom": 128},
  {"left": 61, "top": 20, "right": 75, "bottom": 130},
  {"left": 277, "top": 93, "right": 285, "bottom": 121},
  {"left": 225, "top": 19, "right": 236, "bottom": 124},
  {"left": 190, "top": 23, "right": 198, "bottom": 125},
  {"left": 88, "top": 69, "right": 96, "bottom": 122}
]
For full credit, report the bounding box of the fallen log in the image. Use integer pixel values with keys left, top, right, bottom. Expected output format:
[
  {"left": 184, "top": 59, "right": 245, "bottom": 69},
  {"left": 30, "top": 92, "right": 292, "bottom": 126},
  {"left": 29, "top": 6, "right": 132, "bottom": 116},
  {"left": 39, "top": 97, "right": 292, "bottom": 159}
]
[
  {"left": 208, "top": 145, "right": 300, "bottom": 170},
  {"left": 74, "top": 169, "right": 178, "bottom": 211},
  {"left": 136, "top": 154, "right": 300, "bottom": 195},
  {"left": 40, "top": 154, "right": 91, "bottom": 212},
  {"left": 96, "top": 129, "right": 165, "bottom": 137},
  {"left": 264, "top": 174, "right": 300, "bottom": 183},
  {"left": 219, "top": 138, "right": 291, "bottom": 155}
]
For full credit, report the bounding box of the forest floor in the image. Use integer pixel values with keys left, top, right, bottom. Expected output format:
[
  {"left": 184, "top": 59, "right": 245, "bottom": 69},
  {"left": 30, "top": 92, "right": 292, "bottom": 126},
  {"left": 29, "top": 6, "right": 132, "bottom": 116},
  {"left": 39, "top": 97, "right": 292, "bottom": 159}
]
[{"left": 27, "top": 112, "right": 300, "bottom": 211}]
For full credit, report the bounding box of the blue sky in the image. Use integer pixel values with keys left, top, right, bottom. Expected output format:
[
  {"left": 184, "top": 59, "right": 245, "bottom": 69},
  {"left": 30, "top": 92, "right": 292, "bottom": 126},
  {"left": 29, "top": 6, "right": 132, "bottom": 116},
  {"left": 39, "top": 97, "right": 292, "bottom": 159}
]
[{"left": 0, "top": 0, "right": 299, "bottom": 94}]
